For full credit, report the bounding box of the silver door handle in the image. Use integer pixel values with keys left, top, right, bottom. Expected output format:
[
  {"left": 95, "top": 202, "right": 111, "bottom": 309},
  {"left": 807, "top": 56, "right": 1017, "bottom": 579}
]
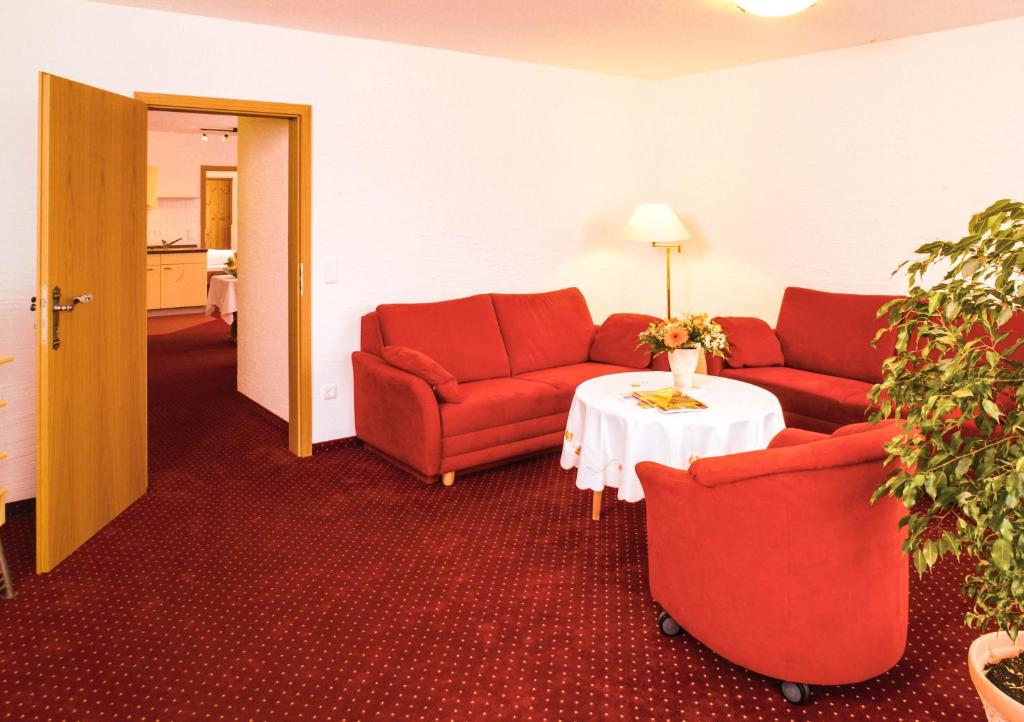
[
  {"left": 51, "top": 287, "right": 93, "bottom": 350},
  {"left": 53, "top": 292, "right": 93, "bottom": 312}
]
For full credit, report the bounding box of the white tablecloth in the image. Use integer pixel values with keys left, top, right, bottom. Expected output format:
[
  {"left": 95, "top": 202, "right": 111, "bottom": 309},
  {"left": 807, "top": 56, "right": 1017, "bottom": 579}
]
[
  {"left": 560, "top": 371, "right": 785, "bottom": 502},
  {"left": 205, "top": 275, "right": 237, "bottom": 324}
]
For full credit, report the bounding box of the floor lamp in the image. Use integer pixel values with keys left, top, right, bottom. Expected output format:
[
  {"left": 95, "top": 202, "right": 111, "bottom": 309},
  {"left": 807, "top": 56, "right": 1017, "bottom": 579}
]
[{"left": 622, "top": 203, "right": 690, "bottom": 318}]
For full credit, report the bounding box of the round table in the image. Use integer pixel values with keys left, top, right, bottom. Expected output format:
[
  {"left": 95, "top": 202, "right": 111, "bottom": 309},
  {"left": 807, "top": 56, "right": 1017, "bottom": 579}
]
[{"left": 559, "top": 371, "right": 785, "bottom": 519}]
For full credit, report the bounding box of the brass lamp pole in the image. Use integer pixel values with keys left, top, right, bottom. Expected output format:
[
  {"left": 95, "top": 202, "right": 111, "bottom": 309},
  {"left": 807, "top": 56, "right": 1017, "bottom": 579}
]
[
  {"left": 622, "top": 204, "right": 690, "bottom": 319},
  {"left": 653, "top": 241, "right": 681, "bottom": 319}
]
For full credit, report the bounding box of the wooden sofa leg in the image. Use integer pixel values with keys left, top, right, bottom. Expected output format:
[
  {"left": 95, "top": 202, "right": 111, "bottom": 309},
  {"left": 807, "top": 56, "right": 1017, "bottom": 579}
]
[
  {"left": 441, "top": 471, "right": 455, "bottom": 487},
  {"left": 591, "top": 489, "right": 603, "bottom": 521}
]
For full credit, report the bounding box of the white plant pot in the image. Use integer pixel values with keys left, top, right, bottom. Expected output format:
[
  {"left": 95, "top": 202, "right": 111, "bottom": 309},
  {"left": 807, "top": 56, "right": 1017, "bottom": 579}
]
[
  {"left": 968, "top": 632, "right": 1024, "bottom": 722},
  {"left": 667, "top": 348, "right": 700, "bottom": 392}
]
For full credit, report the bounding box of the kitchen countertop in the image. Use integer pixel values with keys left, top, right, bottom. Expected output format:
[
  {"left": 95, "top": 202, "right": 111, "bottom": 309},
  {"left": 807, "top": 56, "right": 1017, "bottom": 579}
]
[{"left": 146, "top": 247, "right": 209, "bottom": 255}]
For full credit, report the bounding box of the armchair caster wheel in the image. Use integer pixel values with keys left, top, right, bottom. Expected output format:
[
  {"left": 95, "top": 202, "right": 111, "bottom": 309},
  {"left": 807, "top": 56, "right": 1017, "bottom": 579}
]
[
  {"left": 779, "top": 681, "right": 811, "bottom": 705},
  {"left": 657, "top": 610, "right": 682, "bottom": 637}
]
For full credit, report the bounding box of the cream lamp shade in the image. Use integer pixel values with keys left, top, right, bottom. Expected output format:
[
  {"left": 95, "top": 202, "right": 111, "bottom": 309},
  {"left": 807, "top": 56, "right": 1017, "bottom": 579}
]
[{"left": 622, "top": 203, "right": 690, "bottom": 246}]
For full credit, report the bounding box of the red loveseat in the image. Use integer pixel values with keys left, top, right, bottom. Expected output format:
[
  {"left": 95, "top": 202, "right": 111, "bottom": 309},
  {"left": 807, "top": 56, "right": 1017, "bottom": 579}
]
[
  {"left": 352, "top": 288, "right": 661, "bottom": 485},
  {"left": 706, "top": 287, "right": 898, "bottom": 433},
  {"left": 637, "top": 420, "right": 907, "bottom": 704}
]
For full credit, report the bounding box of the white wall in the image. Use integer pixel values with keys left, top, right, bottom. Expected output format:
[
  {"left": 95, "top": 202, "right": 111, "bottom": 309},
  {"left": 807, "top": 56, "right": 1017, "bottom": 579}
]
[
  {"left": 5, "top": 1, "right": 1021, "bottom": 503},
  {"left": 0, "top": 0, "right": 656, "bottom": 501},
  {"left": 237, "top": 117, "right": 290, "bottom": 421},
  {"left": 652, "top": 17, "right": 1024, "bottom": 323}
]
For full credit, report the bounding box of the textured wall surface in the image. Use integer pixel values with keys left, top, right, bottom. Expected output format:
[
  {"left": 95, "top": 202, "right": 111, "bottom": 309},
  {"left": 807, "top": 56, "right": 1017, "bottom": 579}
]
[
  {"left": 4, "top": 1, "right": 1023, "bottom": 501},
  {"left": 0, "top": 0, "right": 655, "bottom": 500},
  {"left": 652, "top": 17, "right": 1024, "bottom": 323}
]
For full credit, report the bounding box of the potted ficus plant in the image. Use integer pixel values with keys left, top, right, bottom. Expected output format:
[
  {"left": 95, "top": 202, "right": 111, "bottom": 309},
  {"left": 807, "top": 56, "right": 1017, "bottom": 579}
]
[{"left": 870, "top": 199, "right": 1024, "bottom": 721}]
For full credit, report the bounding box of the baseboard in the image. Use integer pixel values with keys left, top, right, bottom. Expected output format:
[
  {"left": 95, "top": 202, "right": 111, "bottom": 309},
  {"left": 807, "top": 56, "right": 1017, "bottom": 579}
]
[
  {"left": 147, "top": 307, "right": 206, "bottom": 317},
  {"left": 312, "top": 436, "right": 361, "bottom": 453}
]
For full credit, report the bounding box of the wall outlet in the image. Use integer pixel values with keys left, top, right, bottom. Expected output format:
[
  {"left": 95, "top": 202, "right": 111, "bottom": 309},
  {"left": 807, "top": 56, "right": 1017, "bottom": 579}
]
[{"left": 322, "top": 384, "right": 338, "bottom": 400}]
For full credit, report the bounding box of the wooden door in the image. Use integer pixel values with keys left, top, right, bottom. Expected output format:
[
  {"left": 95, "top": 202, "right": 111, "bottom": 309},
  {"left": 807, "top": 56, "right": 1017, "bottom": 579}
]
[
  {"left": 37, "top": 73, "right": 148, "bottom": 573},
  {"left": 204, "top": 177, "right": 232, "bottom": 249}
]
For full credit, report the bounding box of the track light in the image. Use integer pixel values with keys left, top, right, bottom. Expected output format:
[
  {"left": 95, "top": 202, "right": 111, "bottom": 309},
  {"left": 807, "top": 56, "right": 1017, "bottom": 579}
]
[{"left": 200, "top": 127, "right": 238, "bottom": 142}]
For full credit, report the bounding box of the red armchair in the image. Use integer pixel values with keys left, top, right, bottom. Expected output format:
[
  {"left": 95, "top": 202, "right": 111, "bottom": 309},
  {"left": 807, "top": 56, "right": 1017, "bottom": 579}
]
[{"left": 636, "top": 420, "right": 907, "bottom": 705}]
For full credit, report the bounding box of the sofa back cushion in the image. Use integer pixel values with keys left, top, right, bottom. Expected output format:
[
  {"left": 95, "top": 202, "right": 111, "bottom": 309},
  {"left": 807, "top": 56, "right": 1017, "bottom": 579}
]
[
  {"left": 376, "top": 294, "right": 510, "bottom": 382},
  {"left": 775, "top": 287, "right": 897, "bottom": 384},
  {"left": 360, "top": 312, "right": 384, "bottom": 355},
  {"left": 491, "top": 288, "right": 595, "bottom": 375},
  {"left": 590, "top": 313, "right": 659, "bottom": 368},
  {"left": 716, "top": 316, "right": 785, "bottom": 368}
]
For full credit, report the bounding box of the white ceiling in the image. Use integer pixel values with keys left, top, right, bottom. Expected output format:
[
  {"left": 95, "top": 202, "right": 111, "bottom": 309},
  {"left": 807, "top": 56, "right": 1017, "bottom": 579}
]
[
  {"left": 148, "top": 111, "right": 238, "bottom": 134},
  {"left": 99, "top": 0, "right": 1024, "bottom": 79}
]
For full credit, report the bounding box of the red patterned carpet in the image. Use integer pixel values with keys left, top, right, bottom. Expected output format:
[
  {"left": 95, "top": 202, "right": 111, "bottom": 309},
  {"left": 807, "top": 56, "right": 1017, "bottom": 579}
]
[{"left": 0, "top": 319, "right": 984, "bottom": 720}]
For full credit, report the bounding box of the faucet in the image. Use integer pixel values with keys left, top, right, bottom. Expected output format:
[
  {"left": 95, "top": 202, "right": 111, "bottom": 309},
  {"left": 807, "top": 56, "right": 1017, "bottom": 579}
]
[{"left": 161, "top": 237, "right": 184, "bottom": 248}]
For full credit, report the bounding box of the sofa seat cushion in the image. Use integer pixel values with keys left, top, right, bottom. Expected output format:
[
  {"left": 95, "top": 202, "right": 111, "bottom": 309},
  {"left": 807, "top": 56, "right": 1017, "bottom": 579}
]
[
  {"left": 442, "top": 412, "right": 568, "bottom": 459},
  {"left": 590, "top": 313, "right": 659, "bottom": 368},
  {"left": 774, "top": 287, "right": 897, "bottom": 384},
  {"left": 491, "top": 288, "right": 595, "bottom": 375},
  {"left": 722, "top": 366, "right": 873, "bottom": 426},
  {"left": 517, "top": 362, "right": 636, "bottom": 402},
  {"left": 377, "top": 294, "right": 510, "bottom": 383},
  {"left": 716, "top": 317, "right": 785, "bottom": 368},
  {"left": 440, "top": 377, "right": 566, "bottom": 438}
]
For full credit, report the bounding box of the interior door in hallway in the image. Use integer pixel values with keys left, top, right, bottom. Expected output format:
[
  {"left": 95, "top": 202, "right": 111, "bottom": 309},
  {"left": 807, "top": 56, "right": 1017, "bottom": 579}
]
[
  {"left": 36, "top": 73, "right": 148, "bottom": 573},
  {"left": 204, "top": 177, "right": 232, "bottom": 249}
]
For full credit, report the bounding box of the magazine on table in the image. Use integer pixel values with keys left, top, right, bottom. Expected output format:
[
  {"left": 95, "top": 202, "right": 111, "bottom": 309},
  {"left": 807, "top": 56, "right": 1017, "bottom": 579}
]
[{"left": 630, "top": 387, "right": 707, "bottom": 414}]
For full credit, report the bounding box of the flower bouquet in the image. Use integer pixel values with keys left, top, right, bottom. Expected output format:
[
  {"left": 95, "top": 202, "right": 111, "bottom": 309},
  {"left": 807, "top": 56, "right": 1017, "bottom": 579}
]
[{"left": 637, "top": 313, "right": 728, "bottom": 391}]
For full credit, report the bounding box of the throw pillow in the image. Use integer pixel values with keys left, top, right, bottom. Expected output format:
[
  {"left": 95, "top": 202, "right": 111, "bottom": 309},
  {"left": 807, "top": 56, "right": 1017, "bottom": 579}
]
[
  {"left": 590, "top": 313, "right": 660, "bottom": 368},
  {"left": 716, "top": 317, "right": 785, "bottom": 369},
  {"left": 381, "top": 345, "right": 463, "bottom": 403}
]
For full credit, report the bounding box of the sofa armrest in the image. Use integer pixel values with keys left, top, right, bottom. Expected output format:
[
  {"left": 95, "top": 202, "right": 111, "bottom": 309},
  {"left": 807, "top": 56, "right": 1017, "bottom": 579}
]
[{"left": 352, "top": 351, "right": 442, "bottom": 477}]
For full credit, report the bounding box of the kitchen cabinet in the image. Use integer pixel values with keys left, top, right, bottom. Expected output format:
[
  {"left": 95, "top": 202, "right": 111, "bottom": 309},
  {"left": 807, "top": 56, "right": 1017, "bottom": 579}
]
[
  {"left": 147, "top": 250, "right": 208, "bottom": 310},
  {"left": 146, "top": 166, "right": 158, "bottom": 208},
  {"left": 146, "top": 261, "right": 160, "bottom": 310}
]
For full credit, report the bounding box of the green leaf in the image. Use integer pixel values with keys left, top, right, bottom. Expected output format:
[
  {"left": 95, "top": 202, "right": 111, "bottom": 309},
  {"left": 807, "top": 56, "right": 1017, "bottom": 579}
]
[
  {"left": 992, "top": 538, "right": 1014, "bottom": 571},
  {"left": 982, "top": 398, "right": 1003, "bottom": 420}
]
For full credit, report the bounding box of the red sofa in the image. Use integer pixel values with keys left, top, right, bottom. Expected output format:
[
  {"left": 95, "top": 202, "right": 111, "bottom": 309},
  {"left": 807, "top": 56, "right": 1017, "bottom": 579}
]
[
  {"left": 706, "top": 287, "right": 898, "bottom": 433},
  {"left": 637, "top": 420, "right": 907, "bottom": 704},
  {"left": 353, "top": 288, "right": 661, "bottom": 485}
]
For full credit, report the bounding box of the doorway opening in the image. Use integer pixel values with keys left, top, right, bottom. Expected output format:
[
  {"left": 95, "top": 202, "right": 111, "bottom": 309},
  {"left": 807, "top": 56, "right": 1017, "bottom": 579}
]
[{"left": 137, "top": 92, "right": 312, "bottom": 457}]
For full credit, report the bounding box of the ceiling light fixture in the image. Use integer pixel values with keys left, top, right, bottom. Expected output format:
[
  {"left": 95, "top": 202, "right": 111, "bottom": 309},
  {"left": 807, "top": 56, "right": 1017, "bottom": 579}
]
[
  {"left": 736, "top": 0, "right": 817, "bottom": 17},
  {"left": 200, "top": 126, "right": 238, "bottom": 142}
]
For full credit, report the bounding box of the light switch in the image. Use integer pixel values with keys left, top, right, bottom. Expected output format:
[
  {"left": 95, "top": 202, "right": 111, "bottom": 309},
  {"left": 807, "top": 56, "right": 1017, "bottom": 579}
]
[{"left": 324, "top": 257, "right": 339, "bottom": 285}]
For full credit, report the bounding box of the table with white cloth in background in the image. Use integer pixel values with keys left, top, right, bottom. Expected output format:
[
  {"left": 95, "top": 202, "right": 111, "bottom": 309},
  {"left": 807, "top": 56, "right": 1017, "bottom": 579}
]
[
  {"left": 560, "top": 370, "right": 785, "bottom": 520},
  {"left": 205, "top": 274, "right": 238, "bottom": 340}
]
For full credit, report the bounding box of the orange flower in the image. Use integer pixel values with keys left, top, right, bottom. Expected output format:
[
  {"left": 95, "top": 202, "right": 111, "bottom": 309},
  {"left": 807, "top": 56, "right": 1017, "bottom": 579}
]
[{"left": 664, "top": 326, "right": 688, "bottom": 349}]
